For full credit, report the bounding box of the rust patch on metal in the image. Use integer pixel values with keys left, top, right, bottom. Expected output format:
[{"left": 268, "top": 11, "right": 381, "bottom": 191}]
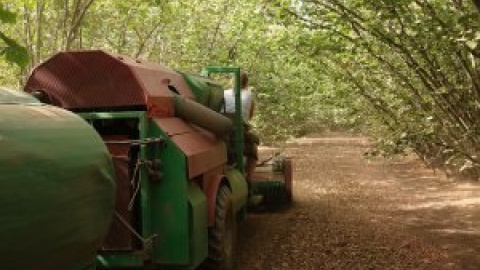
[{"left": 147, "top": 96, "right": 175, "bottom": 118}]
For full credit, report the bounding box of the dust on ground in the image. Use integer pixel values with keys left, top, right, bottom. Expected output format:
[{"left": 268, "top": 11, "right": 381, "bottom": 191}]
[{"left": 236, "top": 133, "right": 480, "bottom": 270}]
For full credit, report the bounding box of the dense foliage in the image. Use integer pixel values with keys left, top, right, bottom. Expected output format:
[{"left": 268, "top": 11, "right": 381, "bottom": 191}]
[
  {"left": 0, "top": 0, "right": 479, "bottom": 177},
  {"left": 0, "top": 0, "right": 339, "bottom": 141},
  {"left": 0, "top": 4, "right": 28, "bottom": 69},
  {"left": 273, "top": 0, "right": 480, "bottom": 177}
]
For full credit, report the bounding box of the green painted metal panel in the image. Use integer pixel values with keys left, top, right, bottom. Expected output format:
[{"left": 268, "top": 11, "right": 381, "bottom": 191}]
[
  {"left": 139, "top": 113, "right": 154, "bottom": 254},
  {"left": 0, "top": 104, "right": 116, "bottom": 270},
  {"left": 80, "top": 112, "right": 154, "bottom": 268},
  {"left": 80, "top": 112, "right": 202, "bottom": 268},
  {"left": 149, "top": 123, "right": 192, "bottom": 265},
  {"left": 226, "top": 169, "right": 248, "bottom": 212},
  {"left": 187, "top": 182, "right": 208, "bottom": 269}
]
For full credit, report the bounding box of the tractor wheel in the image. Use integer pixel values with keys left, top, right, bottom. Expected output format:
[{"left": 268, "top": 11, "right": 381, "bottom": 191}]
[{"left": 206, "top": 185, "right": 236, "bottom": 270}]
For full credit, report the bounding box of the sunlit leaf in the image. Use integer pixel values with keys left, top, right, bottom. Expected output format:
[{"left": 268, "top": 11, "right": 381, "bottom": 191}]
[
  {"left": 0, "top": 32, "right": 29, "bottom": 68},
  {"left": 0, "top": 4, "right": 16, "bottom": 23}
]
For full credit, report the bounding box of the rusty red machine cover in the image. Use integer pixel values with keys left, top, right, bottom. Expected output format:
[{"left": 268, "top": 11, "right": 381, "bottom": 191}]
[{"left": 25, "top": 50, "right": 194, "bottom": 117}]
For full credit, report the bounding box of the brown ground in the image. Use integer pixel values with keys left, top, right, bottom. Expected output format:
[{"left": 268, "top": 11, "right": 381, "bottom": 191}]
[{"left": 235, "top": 133, "right": 480, "bottom": 270}]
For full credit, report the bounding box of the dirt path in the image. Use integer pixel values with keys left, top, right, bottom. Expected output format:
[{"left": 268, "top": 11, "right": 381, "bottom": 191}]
[{"left": 236, "top": 133, "right": 480, "bottom": 270}]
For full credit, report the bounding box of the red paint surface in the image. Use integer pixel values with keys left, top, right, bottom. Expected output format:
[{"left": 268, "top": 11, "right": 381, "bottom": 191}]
[{"left": 25, "top": 50, "right": 193, "bottom": 116}]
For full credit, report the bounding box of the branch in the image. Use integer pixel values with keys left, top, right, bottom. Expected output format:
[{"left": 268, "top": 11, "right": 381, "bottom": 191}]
[{"left": 66, "top": 0, "right": 96, "bottom": 49}]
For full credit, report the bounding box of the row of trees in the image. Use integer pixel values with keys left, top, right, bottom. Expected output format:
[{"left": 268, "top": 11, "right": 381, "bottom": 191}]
[
  {"left": 0, "top": 0, "right": 338, "bottom": 142},
  {"left": 1, "top": 0, "right": 480, "bottom": 177},
  {"left": 275, "top": 0, "right": 480, "bottom": 177}
]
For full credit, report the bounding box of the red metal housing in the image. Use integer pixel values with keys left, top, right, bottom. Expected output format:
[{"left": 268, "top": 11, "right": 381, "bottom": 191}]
[{"left": 25, "top": 50, "right": 194, "bottom": 117}]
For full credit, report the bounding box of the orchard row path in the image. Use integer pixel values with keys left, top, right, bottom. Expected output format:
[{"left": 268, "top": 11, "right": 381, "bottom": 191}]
[{"left": 236, "top": 133, "right": 480, "bottom": 270}]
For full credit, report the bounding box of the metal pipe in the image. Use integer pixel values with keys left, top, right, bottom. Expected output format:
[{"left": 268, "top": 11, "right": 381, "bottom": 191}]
[{"left": 174, "top": 95, "right": 233, "bottom": 138}]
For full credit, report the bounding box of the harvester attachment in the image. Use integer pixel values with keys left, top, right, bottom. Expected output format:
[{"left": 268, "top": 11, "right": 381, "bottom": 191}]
[{"left": 251, "top": 154, "right": 293, "bottom": 209}]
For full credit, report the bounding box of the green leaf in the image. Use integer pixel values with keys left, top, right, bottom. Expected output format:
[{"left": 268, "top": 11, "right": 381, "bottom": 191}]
[
  {"left": 0, "top": 32, "right": 29, "bottom": 68},
  {"left": 0, "top": 4, "right": 16, "bottom": 23}
]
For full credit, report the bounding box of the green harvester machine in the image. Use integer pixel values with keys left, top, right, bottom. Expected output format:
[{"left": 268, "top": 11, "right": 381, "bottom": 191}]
[{"left": 0, "top": 50, "right": 292, "bottom": 270}]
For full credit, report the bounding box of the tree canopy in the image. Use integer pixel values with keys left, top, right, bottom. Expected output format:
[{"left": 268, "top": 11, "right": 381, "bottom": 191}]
[
  {"left": 0, "top": 0, "right": 479, "bottom": 177},
  {"left": 275, "top": 0, "right": 480, "bottom": 176},
  {"left": 0, "top": 3, "right": 28, "bottom": 68}
]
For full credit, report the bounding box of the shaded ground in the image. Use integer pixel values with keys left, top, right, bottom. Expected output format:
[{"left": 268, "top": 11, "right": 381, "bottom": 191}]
[{"left": 236, "top": 133, "right": 480, "bottom": 270}]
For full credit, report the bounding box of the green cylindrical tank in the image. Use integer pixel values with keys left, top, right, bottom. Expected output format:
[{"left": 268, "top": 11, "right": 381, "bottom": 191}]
[{"left": 0, "top": 89, "right": 116, "bottom": 270}]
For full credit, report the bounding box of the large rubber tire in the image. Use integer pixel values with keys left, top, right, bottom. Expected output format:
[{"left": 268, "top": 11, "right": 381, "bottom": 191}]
[{"left": 206, "top": 185, "right": 237, "bottom": 270}]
